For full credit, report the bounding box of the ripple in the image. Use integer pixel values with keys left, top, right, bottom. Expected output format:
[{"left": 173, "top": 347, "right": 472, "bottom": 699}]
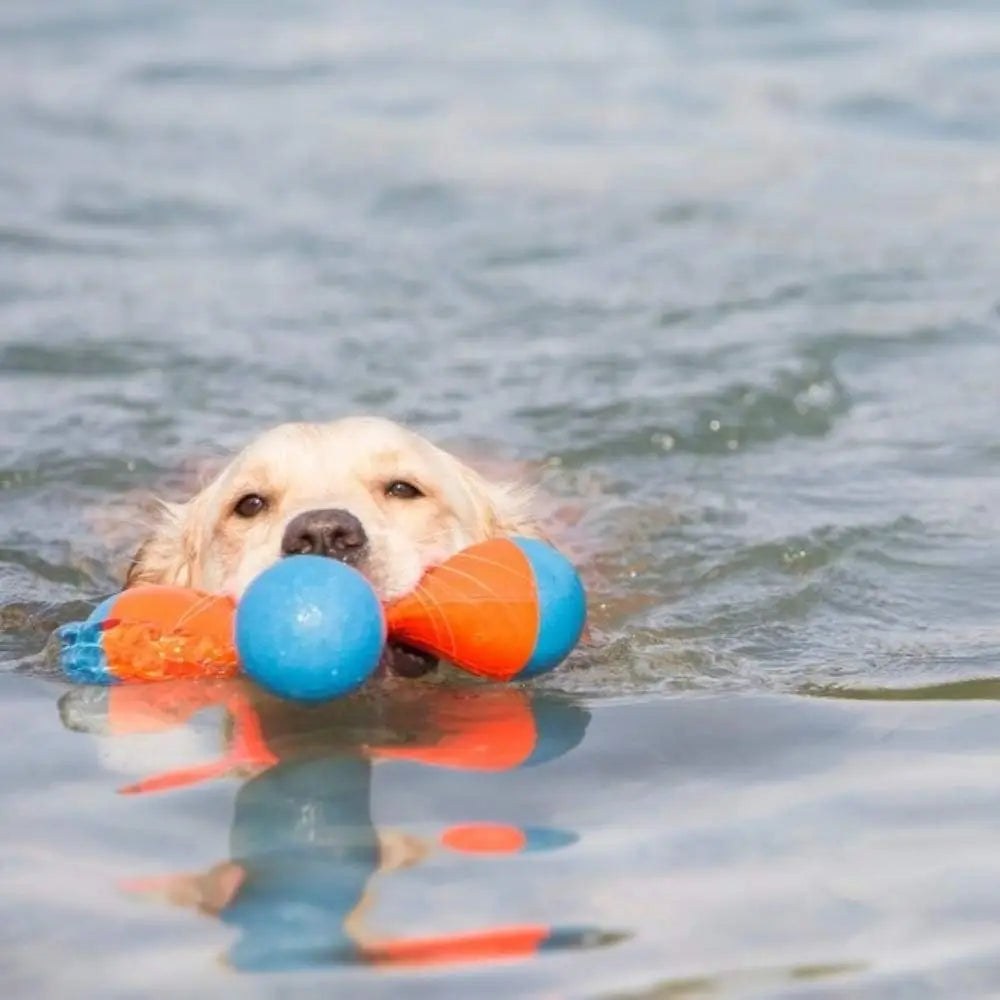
[
  {"left": 672, "top": 366, "right": 849, "bottom": 454},
  {"left": 59, "top": 192, "right": 238, "bottom": 233},
  {"left": 0, "top": 455, "right": 161, "bottom": 493},
  {"left": 657, "top": 281, "right": 809, "bottom": 329},
  {"left": 129, "top": 58, "right": 339, "bottom": 87},
  {"left": 0, "top": 341, "right": 149, "bottom": 377},
  {"left": 0, "top": 6, "right": 176, "bottom": 44},
  {"left": 369, "top": 182, "right": 467, "bottom": 226},
  {"left": 830, "top": 93, "right": 1000, "bottom": 144},
  {"left": 551, "top": 357, "right": 850, "bottom": 465},
  {"left": 0, "top": 541, "right": 105, "bottom": 591},
  {"left": 693, "top": 517, "right": 927, "bottom": 586},
  {"left": 0, "top": 224, "right": 130, "bottom": 257},
  {"left": 0, "top": 599, "right": 93, "bottom": 670}
]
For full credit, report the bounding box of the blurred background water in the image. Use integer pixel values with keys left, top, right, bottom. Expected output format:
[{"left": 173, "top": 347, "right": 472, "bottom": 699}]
[{"left": 3, "top": 0, "right": 1000, "bottom": 996}]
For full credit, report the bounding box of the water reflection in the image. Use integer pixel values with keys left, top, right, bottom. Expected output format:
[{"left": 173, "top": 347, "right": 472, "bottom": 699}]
[{"left": 58, "top": 680, "right": 625, "bottom": 972}]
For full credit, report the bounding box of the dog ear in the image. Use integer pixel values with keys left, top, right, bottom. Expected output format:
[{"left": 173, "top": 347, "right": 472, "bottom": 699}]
[
  {"left": 124, "top": 499, "right": 203, "bottom": 589},
  {"left": 490, "top": 480, "right": 550, "bottom": 541},
  {"left": 454, "top": 461, "right": 549, "bottom": 542}
]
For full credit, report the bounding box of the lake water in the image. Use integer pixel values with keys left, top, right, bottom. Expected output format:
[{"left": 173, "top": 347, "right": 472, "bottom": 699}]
[{"left": 3, "top": 0, "right": 1000, "bottom": 996}]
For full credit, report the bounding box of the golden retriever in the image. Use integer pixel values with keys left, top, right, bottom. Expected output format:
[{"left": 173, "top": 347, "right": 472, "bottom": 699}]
[{"left": 124, "top": 417, "right": 545, "bottom": 675}]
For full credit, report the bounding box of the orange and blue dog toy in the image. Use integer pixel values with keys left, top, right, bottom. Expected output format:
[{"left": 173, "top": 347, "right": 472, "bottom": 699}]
[{"left": 58, "top": 537, "right": 587, "bottom": 702}]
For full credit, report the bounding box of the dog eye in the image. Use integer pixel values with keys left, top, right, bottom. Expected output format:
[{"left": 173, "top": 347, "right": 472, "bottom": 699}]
[
  {"left": 384, "top": 480, "right": 423, "bottom": 500},
  {"left": 233, "top": 493, "right": 268, "bottom": 518}
]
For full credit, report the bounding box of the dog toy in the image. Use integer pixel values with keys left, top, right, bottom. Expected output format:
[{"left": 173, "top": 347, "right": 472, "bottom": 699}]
[
  {"left": 382, "top": 536, "right": 586, "bottom": 682},
  {"left": 57, "top": 537, "right": 586, "bottom": 701},
  {"left": 56, "top": 587, "right": 240, "bottom": 685},
  {"left": 236, "top": 555, "right": 386, "bottom": 701}
]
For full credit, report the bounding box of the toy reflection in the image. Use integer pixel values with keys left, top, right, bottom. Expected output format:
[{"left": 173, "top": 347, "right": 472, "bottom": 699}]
[{"left": 59, "top": 679, "right": 622, "bottom": 972}]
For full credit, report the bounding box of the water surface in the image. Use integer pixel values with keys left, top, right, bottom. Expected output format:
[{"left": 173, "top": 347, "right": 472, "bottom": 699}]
[{"left": 3, "top": 0, "right": 1000, "bottom": 996}]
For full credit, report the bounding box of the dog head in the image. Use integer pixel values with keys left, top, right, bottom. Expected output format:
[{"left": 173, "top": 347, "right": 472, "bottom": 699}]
[{"left": 126, "top": 417, "right": 541, "bottom": 602}]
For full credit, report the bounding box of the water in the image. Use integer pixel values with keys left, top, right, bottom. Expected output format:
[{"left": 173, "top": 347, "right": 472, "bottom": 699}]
[{"left": 3, "top": 0, "right": 1000, "bottom": 995}]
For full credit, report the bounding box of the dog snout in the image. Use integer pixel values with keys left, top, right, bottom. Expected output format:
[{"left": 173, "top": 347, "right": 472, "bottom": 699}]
[{"left": 281, "top": 509, "right": 368, "bottom": 564}]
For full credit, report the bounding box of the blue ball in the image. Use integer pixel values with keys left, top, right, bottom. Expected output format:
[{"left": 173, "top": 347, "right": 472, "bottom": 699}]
[
  {"left": 511, "top": 537, "right": 588, "bottom": 680},
  {"left": 235, "top": 556, "right": 385, "bottom": 702}
]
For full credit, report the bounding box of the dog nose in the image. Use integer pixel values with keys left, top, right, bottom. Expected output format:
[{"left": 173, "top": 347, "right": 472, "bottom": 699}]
[{"left": 281, "top": 509, "right": 368, "bottom": 564}]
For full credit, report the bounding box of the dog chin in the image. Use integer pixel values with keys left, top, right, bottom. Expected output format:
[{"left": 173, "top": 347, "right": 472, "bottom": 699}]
[{"left": 363, "top": 565, "right": 426, "bottom": 603}]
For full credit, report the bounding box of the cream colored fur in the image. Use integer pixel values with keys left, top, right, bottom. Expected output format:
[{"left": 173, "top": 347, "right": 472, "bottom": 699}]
[{"left": 126, "top": 417, "right": 542, "bottom": 601}]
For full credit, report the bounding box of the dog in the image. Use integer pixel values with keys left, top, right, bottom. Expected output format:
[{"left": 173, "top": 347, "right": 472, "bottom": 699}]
[{"left": 124, "top": 416, "right": 546, "bottom": 677}]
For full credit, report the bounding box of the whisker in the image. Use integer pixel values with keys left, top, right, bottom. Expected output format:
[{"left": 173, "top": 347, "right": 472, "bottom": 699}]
[{"left": 410, "top": 528, "right": 457, "bottom": 547}]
